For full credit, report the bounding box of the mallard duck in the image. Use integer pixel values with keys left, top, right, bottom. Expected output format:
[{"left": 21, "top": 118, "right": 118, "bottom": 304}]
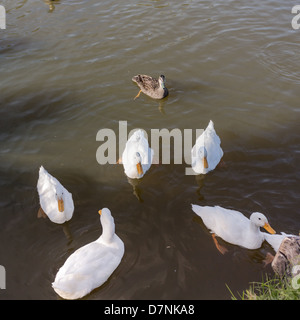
[
  {"left": 132, "top": 74, "right": 168, "bottom": 100},
  {"left": 52, "top": 208, "right": 124, "bottom": 300},
  {"left": 37, "top": 166, "right": 74, "bottom": 224},
  {"left": 121, "top": 129, "right": 153, "bottom": 179},
  {"left": 191, "top": 120, "right": 223, "bottom": 175},
  {"left": 191, "top": 205, "right": 276, "bottom": 253}
]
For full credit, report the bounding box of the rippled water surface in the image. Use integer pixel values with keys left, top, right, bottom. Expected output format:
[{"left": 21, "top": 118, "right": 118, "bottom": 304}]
[{"left": 0, "top": 0, "right": 300, "bottom": 300}]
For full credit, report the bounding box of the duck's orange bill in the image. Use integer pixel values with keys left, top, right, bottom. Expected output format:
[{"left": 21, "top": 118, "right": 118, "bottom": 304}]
[
  {"left": 137, "top": 162, "right": 143, "bottom": 176},
  {"left": 98, "top": 210, "right": 102, "bottom": 216},
  {"left": 58, "top": 199, "right": 64, "bottom": 212},
  {"left": 263, "top": 223, "right": 276, "bottom": 234},
  {"left": 203, "top": 157, "right": 209, "bottom": 169}
]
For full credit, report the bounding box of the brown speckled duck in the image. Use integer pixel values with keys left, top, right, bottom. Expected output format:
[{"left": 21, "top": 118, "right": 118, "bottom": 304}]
[{"left": 132, "top": 74, "right": 169, "bottom": 100}]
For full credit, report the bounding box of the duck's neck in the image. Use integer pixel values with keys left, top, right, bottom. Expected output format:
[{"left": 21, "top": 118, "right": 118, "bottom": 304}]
[
  {"left": 159, "top": 80, "right": 165, "bottom": 89},
  {"left": 100, "top": 219, "right": 115, "bottom": 244},
  {"left": 248, "top": 222, "right": 263, "bottom": 239},
  {"left": 160, "top": 84, "right": 168, "bottom": 98},
  {"left": 249, "top": 222, "right": 264, "bottom": 248}
]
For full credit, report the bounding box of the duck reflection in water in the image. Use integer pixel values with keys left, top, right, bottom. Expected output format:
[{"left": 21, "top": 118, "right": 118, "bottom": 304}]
[
  {"left": 37, "top": 209, "right": 73, "bottom": 244},
  {"left": 126, "top": 177, "right": 144, "bottom": 203},
  {"left": 195, "top": 174, "right": 206, "bottom": 201},
  {"left": 44, "top": 0, "right": 60, "bottom": 13}
]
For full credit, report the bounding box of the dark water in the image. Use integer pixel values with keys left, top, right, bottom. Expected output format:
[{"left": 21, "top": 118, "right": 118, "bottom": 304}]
[{"left": 0, "top": 0, "right": 300, "bottom": 299}]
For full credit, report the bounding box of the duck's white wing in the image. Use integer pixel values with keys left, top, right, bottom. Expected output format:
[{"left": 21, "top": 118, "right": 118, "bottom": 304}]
[
  {"left": 37, "top": 167, "right": 53, "bottom": 200},
  {"left": 61, "top": 186, "right": 74, "bottom": 221},
  {"left": 37, "top": 170, "right": 59, "bottom": 215},
  {"left": 122, "top": 140, "right": 138, "bottom": 178},
  {"left": 192, "top": 205, "right": 248, "bottom": 231},
  {"left": 191, "top": 131, "right": 206, "bottom": 174},
  {"left": 192, "top": 205, "right": 255, "bottom": 247},
  {"left": 53, "top": 239, "right": 124, "bottom": 299},
  {"left": 122, "top": 130, "right": 140, "bottom": 165},
  {"left": 138, "top": 134, "right": 153, "bottom": 171},
  {"left": 204, "top": 121, "right": 223, "bottom": 170}
]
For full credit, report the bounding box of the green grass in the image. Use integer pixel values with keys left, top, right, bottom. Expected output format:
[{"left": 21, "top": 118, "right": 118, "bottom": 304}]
[{"left": 227, "top": 274, "right": 300, "bottom": 300}]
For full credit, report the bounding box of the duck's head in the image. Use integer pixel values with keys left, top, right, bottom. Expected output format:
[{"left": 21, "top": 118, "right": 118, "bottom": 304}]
[
  {"left": 133, "top": 152, "right": 143, "bottom": 177},
  {"left": 250, "top": 212, "right": 276, "bottom": 234},
  {"left": 158, "top": 75, "right": 166, "bottom": 89},
  {"left": 198, "top": 146, "right": 209, "bottom": 169},
  {"left": 98, "top": 208, "right": 112, "bottom": 219},
  {"left": 54, "top": 185, "right": 65, "bottom": 213}
]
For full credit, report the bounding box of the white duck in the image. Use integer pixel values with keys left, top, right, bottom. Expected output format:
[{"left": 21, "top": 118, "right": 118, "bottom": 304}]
[
  {"left": 121, "top": 129, "right": 153, "bottom": 179},
  {"left": 263, "top": 232, "right": 298, "bottom": 252},
  {"left": 191, "top": 120, "right": 223, "bottom": 174},
  {"left": 52, "top": 208, "right": 124, "bottom": 300},
  {"left": 37, "top": 166, "right": 74, "bottom": 224},
  {"left": 191, "top": 205, "right": 276, "bottom": 254},
  {"left": 262, "top": 232, "right": 300, "bottom": 265}
]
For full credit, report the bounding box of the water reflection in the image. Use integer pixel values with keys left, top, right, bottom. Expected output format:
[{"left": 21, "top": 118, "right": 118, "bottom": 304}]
[
  {"left": 137, "top": 0, "right": 170, "bottom": 9},
  {"left": 195, "top": 174, "right": 206, "bottom": 201},
  {"left": 1, "top": 0, "right": 300, "bottom": 300},
  {"left": 44, "top": 0, "right": 60, "bottom": 13},
  {"left": 258, "top": 41, "right": 300, "bottom": 85},
  {"left": 62, "top": 221, "right": 73, "bottom": 244},
  {"left": 15, "top": 0, "right": 28, "bottom": 11},
  {"left": 158, "top": 99, "right": 167, "bottom": 115},
  {"left": 127, "top": 177, "right": 144, "bottom": 202},
  {"left": 193, "top": 159, "right": 227, "bottom": 200},
  {"left": 37, "top": 207, "right": 73, "bottom": 244}
]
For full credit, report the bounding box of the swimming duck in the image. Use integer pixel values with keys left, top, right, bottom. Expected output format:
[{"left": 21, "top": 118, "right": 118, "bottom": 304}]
[
  {"left": 37, "top": 166, "right": 74, "bottom": 224},
  {"left": 121, "top": 129, "right": 154, "bottom": 179},
  {"left": 132, "top": 74, "right": 168, "bottom": 100},
  {"left": 191, "top": 120, "right": 223, "bottom": 175},
  {"left": 52, "top": 208, "right": 124, "bottom": 300},
  {"left": 191, "top": 205, "right": 276, "bottom": 254},
  {"left": 263, "top": 232, "right": 298, "bottom": 252}
]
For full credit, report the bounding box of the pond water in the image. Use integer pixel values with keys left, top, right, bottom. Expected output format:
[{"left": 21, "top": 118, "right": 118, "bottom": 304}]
[{"left": 0, "top": 0, "right": 299, "bottom": 299}]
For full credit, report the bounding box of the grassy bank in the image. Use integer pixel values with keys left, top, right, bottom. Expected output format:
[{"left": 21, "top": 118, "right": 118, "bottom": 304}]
[{"left": 227, "top": 274, "right": 300, "bottom": 300}]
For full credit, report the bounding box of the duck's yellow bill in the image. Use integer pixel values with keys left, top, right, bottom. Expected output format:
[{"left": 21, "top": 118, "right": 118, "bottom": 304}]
[
  {"left": 58, "top": 199, "right": 64, "bottom": 212},
  {"left": 203, "top": 157, "right": 209, "bottom": 169},
  {"left": 98, "top": 210, "right": 102, "bottom": 216},
  {"left": 137, "top": 162, "right": 143, "bottom": 176},
  {"left": 263, "top": 223, "right": 276, "bottom": 234}
]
